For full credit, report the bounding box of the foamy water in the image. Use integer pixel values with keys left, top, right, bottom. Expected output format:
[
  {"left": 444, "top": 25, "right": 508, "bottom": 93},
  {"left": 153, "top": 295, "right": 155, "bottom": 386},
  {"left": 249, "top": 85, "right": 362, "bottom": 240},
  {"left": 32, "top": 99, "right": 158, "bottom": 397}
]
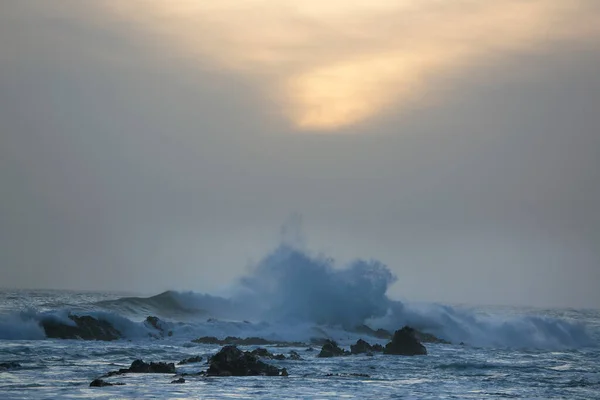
[{"left": 1, "top": 246, "right": 599, "bottom": 398}]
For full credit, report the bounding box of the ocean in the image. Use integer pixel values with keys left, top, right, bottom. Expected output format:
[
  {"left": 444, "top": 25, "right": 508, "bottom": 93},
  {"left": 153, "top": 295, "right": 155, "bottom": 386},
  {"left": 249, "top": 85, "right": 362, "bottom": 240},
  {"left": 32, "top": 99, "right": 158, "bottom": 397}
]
[{"left": 0, "top": 246, "right": 599, "bottom": 399}]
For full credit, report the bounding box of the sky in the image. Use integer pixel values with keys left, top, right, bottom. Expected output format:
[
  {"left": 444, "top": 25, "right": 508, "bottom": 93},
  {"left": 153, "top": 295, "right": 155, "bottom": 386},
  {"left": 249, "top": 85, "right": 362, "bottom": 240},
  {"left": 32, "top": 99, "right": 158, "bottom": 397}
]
[{"left": 1, "top": 0, "right": 599, "bottom": 308}]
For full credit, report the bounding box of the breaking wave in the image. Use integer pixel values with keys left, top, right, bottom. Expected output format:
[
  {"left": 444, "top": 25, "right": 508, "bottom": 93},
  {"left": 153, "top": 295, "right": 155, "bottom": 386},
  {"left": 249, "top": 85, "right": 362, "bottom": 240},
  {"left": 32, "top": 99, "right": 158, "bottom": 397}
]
[{"left": 0, "top": 245, "right": 597, "bottom": 349}]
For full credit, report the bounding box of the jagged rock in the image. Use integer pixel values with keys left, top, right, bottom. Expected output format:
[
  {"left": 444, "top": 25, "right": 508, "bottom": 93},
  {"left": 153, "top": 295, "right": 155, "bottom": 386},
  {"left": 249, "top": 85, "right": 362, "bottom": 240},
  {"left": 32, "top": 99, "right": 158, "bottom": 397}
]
[
  {"left": 372, "top": 344, "right": 384, "bottom": 352},
  {"left": 250, "top": 348, "right": 273, "bottom": 358},
  {"left": 192, "top": 336, "right": 222, "bottom": 344},
  {"left": 350, "top": 339, "right": 371, "bottom": 354},
  {"left": 128, "top": 359, "right": 176, "bottom": 373},
  {"left": 145, "top": 316, "right": 173, "bottom": 338},
  {"left": 90, "top": 379, "right": 124, "bottom": 387},
  {"left": 171, "top": 378, "right": 186, "bottom": 384},
  {"left": 206, "top": 345, "right": 281, "bottom": 377},
  {"left": 225, "top": 336, "right": 271, "bottom": 345},
  {"left": 288, "top": 351, "right": 302, "bottom": 360},
  {"left": 192, "top": 336, "right": 303, "bottom": 346},
  {"left": 41, "top": 315, "right": 122, "bottom": 341},
  {"left": 273, "top": 354, "right": 286, "bottom": 360},
  {"left": 281, "top": 368, "right": 289, "bottom": 377},
  {"left": 317, "top": 340, "right": 349, "bottom": 358},
  {"left": 0, "top": 362, "right": 21, "bottom": 371},
  {"left": 384, "top": 326, "right": 427, "bottom": 356},
  {"left": 178, "top": 355, "right": 203, "bottom": 365},
  {"left": 102, "top": 359, "right": 176, "bottom": 377}
]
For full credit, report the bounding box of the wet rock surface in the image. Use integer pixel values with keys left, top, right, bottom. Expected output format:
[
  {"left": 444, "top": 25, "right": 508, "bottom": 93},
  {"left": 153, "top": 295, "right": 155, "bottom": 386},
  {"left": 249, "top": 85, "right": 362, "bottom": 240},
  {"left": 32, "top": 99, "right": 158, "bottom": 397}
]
[
  {"left": 350, "top": 339, "right": 384, "bottom": 354},
  {"left": 90, "top": 379, "right": 124, "bottom": 387},
  {"left": 384, "top": 326, "right": 427, "bottom": 356},
  {"left": 178, "top": 355, "right": 203, "bottom": 365},
  {"left": 145, "top": 316, "right": 173, "bottom": 338},
  {"left": 206, "top": 345, "right": 284, "bottom": 377},
  {"left": 102, "top": 359, "right": 176, "bottom": 377},
  {"left": 192, "top": 336, "right": 304, "bottom": 346},
  {"left": 317, "top": 340, "right": 350, "bottom": 358},
  {"left": 41, "top": 315, "right": 122, "bottom": 341}
]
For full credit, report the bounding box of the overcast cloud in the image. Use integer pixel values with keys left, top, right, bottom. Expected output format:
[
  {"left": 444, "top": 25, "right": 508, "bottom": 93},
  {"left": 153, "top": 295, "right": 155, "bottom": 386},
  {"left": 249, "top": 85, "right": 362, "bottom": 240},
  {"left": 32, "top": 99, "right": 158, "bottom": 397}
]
[{"left": 1, "top": 0, "right": 599, "bottom": 308}]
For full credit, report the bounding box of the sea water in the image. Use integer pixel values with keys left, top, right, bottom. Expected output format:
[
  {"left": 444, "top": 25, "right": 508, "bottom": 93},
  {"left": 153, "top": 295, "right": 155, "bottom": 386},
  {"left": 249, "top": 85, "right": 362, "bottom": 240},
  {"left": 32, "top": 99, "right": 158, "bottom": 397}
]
[{"left": 0, "top": 246, "right": 598, "bottom": 399}]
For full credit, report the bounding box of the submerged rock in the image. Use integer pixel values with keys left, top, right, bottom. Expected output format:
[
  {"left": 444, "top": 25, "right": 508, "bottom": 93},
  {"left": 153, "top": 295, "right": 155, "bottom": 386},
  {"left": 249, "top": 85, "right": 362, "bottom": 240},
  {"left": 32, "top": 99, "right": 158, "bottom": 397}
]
[
  {"left": 288, "top": 351, "right": 302, "bottom": 360},
  {"left": 41, "top": 315, "right": 122, "bottom": 341},
  {"left": 206, "top": 345, "right": 283, "bottom": 377},
  {"left": 0, "top": 362, "right": 21, "bottom": 371},
  {"left": 384, "top": 326, "right": 427, "bottom": 356},
  {"left": 90, "top": 379, "right": 124, "bottom": 387},
  {"left": 317, "top": 340, "right": 349, "bottom": 358},
  {"left": 350, "top": 339, "right": 383, "bottom": 355},
  {"left": 171, "top": 378, "right": 186, "bottom": 384},
  {"left": 178, "top": 355, "right": 203, "bottom": 365}
]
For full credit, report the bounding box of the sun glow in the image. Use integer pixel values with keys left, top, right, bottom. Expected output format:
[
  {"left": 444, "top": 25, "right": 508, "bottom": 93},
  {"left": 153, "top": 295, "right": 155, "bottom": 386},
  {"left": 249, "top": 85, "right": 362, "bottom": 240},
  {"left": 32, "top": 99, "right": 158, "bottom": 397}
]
[{"left": 103, "top": 1, "right": 599, "bottom": 132}]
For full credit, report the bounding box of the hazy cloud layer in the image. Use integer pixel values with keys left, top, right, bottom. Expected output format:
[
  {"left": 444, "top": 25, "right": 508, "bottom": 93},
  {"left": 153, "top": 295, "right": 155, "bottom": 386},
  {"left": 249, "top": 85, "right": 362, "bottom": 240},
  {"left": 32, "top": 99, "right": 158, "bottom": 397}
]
[{"left": 1, "top": 1, "right": 599, "bottom": 308}]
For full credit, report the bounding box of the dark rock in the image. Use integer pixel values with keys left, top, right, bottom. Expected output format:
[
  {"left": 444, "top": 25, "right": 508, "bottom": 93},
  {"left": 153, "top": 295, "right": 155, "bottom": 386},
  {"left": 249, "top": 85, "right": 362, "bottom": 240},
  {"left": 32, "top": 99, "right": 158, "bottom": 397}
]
[
  {"left": 102, "top": 359, "right": 177, "bottom": 377},
  {"left": 459, "top": 342, "right": 465, "bottom": 346},
  {"left": 192, "top": 336, "right": 222, "bottom": 344},
  {"left": 384, "top": 326, "right": 427, "bottom": 356},
  {"left": 317, "top": 340, "right": 349, "bottom": 358},
  {"left": 288, "top": 351, "right": 302, "bottom": 360},
  {"left": 171, "top": 378, "right": 186, "bottom": 384},
  {"left": 281, "top": 368, "right": 289, "bottom": 377},
  {"left": 41, "top": 315, "right": 122, "bottom": 341},
  {"left": 128, "top": 359, "right": 176, "bottom": 373},
  {"left": 206, "top": 345, "right": 281, "bottom": 377},
  {"left": 273, "top": 354, "right": 286, "bottom": 360},
  {"left": 192, "top": 336, "right": 304, "bottom": 347},
  {"left": 250, "top": 348, "right": 273, "bottom": 358},
  {"left": 372, "top": 344, "right": 384, "bottom": 352},
  {"left": 0, "top": 362, "right": 21, "bottom": 371},
  {"left": 178, "top": 355, "right": 203, "bottom": 365},
  {"left": 351, "top": 339, "right": 373, "bottom": 354},
  {"left": 305, "top": 347, "right": 315, "bottom": 352},
  {"left": 90, "top": 379, "right": 124, "bottom": 387},
  {"left": 145, "top": 316, "right": 173, "bottom": 338}
]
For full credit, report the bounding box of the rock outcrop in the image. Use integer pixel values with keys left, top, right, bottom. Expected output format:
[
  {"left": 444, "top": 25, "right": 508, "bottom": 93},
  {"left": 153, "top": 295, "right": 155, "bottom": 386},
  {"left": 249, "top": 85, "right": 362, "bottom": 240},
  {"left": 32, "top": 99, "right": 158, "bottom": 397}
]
[
  {"left": 350, "top": 339, "right": 384, "bottom": 355},
  {"left": 192, "top": 336, "right": 304, "bottom": 346},
  {"left": 206, "top": 345, "right": 284, "bottom": 376},
  {"left": 384, "top": 326, "right": 427, "bottom": 356},
  {"left": 41, "top": 315, "right": 122, "bottom": 341},
  {"left": 90, "top": 379, "right": 124, "bottom": 387},
  {"left": 178, "top": 355, "right": 203, "bottom": 365},
  {"left": 145, "top": 316, "right": 173, "bottom": 338},
  {"left": 102, "top": 359, "right": 176, "bottom": 377},
  {"left": 0, "top": 362, "right": 21, "bottom": 371},
  {"left": 317, "top": 340, "right": 349, "bottom": 358}
]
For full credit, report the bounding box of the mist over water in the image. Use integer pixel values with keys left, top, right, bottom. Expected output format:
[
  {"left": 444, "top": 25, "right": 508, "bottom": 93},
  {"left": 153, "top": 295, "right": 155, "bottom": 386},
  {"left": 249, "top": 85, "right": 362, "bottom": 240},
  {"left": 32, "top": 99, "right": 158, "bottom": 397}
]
[{"left": 0, "top": 235, "right": 597, "bottom": 349}]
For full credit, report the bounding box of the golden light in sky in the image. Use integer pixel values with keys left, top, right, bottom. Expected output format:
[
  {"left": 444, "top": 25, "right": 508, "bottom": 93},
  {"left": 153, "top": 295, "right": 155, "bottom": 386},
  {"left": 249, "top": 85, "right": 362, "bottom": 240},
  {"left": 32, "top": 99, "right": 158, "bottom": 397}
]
[{"left": 103, "top": 0, "right": 600, "bottom": 132}]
